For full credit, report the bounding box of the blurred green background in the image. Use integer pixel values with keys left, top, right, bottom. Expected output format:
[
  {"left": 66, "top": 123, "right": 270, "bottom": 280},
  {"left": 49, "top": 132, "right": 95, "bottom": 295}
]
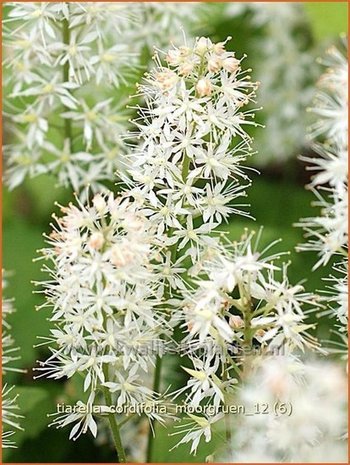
[{"left": 2, "top": 2, "right": 347, "bottom": 462}]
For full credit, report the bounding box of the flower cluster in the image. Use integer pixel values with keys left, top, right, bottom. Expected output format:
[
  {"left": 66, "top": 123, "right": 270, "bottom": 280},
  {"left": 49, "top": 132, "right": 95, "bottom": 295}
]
[
  {"left": 3, "top": 2, "right": 140, "bottom": 193},
  {"left": 125, "top": 37, "right": 262, "bottom": 453},
  {"left": 2, "top": 272, "right": 24, "bottom": 448},
  {"left": 170, "top": 232, "right": 320, "bottom": 454},
  {"left": 137, "top": 2, "right": 205, "bottom": 47},
  {"left": 297, "top": 44, "right": 348, "bottom": 351},
  {"left": 182, "top": 232, "right": 319, "bottom": 355},
  {"left": 324, "top": 260, "right": 348, "bottom": 331},
  {"left": 35, "top": 35, "right": 329, "bottom": 460},
  {"left": 126, "top": 38, "right": 324, "bottom": 455},
  {"left": 36, "top": 36, "right": 260, "bottom": 453},
  {"left": 297, "top": 44, "right": 348, "bottom": 267},
  {"left": 129, "top": 35, "right": 259, "bottom": 265},
  {"left": 36, "top": 192, "right": 170, "bottom": 441},
  {"left": 226, "top": 2, "right": 317, "bottom": 165},
  {"left": 221, "top": 354, "right": 347, "bottom": 462}
]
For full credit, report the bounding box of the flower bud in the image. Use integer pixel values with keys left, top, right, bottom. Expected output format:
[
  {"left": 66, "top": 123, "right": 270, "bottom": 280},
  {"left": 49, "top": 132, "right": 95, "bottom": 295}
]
[
  {"left": 223, "top": 57, "right": 240, "bottom": 73},
  {"left": 196, "top": 78, "right": 212, "bottom": 97},
  {"left": 179, "top": 61, "right": 194, "bottom": 76},
  {"left": 111, "top": 243, "right": 134, "bottom": 268},
  {"left": 179, "top": 46, "right": 192, "bottom": 57},
  {"left": 155, "top": 70, "right": 178, "bottom": 91},
  {"left": 88, "top": 232, "right": 104, "bottom": 250},
  {"left": 229, "top": 315, "right": 244, "bottom": 329},
  {"left": 165, "top": 49, "right": 181, "bottom": 66},
  {"left": 207, "top": 56, "right": 222, "bottom": 73},
  {"left": 195, "top": 37, "right": 211, "bottom": 55},
  {"left": 93, "top": 194, "right": 106, "bottom": 212},
  {"left": 255, "top": 328, "right": 265, "bottom": 338},
  {"left": 213, "top": 41, "right": 226, "bottom": 55},
  {"left": 187, "top": 320, "right": 194, "bottom": 332}
]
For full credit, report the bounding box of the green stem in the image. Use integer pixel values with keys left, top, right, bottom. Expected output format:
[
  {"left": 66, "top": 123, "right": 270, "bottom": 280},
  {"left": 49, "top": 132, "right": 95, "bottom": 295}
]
[
  {"left": 238, "top": 282, "right": 254, "bottom": 379},
  {"left": 222, "top": 363, "right": 233, "bottom": 452},
  {"left": 102, "top": 371, "right": 126, "bottom": 463},
  {"left": 146, "top": 340, "right": 163, "bottom": 462},
  {"left": 182, "top": 153, "right": 191, "bottom": 181},
  {"left": 62, "top": 16, "right": 72, "bottom": 149},
  {"left": 146, "top": 234, "right": 179, "bottom": 461},
  {"left": 147, "top": 154, "right": 190, "bottom": 461},
  {"left": 243, "top": 310, "right": 253, "bottom": 349},
  {"left": 146, "top": 354, "right": 162, "bottom": 460}
]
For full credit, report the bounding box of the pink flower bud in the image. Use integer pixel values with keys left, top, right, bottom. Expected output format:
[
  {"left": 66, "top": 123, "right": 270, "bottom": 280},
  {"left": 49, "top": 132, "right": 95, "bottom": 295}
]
[
  {"left": 179, "top": 61, "right": 194, "bottom": 76},
  {"left": 207, "top": 56, "right": 222, "bottom": 73},
  {"left": 195, "top": 37, "right": 212, "bottom": 55},
  {"left": 93, "top": 194, "right": 106, "bottom": 212},
  {"left": 229, "top": 315, "right": 244, "bottom": 329},
  {"left": 196, "top": 78, "right": 212, "bottom": 97},
  {"left": 88, "top": 232, "right": 104, "bottom": 250},
  {"left": 223, "top": 57, "right": 240, "bottom": 73}
]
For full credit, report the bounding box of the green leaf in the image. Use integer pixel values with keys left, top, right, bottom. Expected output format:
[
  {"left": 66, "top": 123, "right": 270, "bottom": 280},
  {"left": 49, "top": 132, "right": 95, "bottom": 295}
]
[
  {"left": 2, "top": 217, "right": 50, "bottom": 369},
  {"left": 2, "top": 385, "right": 52, "bottom": 461}
]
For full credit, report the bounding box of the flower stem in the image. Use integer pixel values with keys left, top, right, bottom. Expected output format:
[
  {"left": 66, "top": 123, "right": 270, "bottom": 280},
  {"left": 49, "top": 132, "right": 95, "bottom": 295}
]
[
  {"left": 147, "top": 152, "right": 191, "bottom": 462},
  {"left": 62, "top": 16, "right": 72, "bottom": 149},
  {"left": 146, "top": 238, "right": 178, "bottom": 462},
  {"left": 103, "top": 383, "right": 127, "bottom": 463},
  {"left": 182, "top": 153, "right": 191, "bottom": 181},
  {"left": 146, "top": 355, "right": 162, "bottom": 462},
  {"left": 222, "top": 363, "right": 233, "bottom": 453},
  {"left": 238, "top": 282, "right": 254, "bottom": 379}
]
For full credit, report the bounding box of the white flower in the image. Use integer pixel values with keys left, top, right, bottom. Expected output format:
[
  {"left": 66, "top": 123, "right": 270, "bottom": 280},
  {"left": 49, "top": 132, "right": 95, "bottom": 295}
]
[
  {"left": 103, "top": 373, "right": 154, "bottom": 409},
  {"left": 5, "top": 3, "right": 59, "bottom": 43},
  {"left": 173, "top": 216, "right": 217, "bottom": 251},
  {"left": 297, "top": 188, "right": 348, "bottom": 268},
  {"left": 310, "top": 45, "right": 348, "bottom": 145},
  {"left": 55, "top": 29, "right": 97, "bottom": 84},
  {"left": 36, "top": 192, "right": 170, "bottom": 439},
  {"left": 1, "top": 385, "right": 24, "bottom": 448},
  {"left": 90, "top": 43, "right": 138, "bottom": 87},
  {"left": 287, "top": 45, "right": 348, "bottom": 448},
  {"left": 10, "top": 73, "right": 79, "bottom": 109},
  {"left": 181, "top": 232, "right": 319, "bottom": 359},
  {"left": 301, "top": 141, "right": 348, "bottom": 191},
  {"left": 61, "top": 98, "right": 128, "bottom": 152},
  {"left": 171, "top": 412, "right": 223, "bottom": 455},
  {"left": 201, "top": 182, "right": 250, "bottom": 223},
  {"left": 226, "top": 2, "right": 317, "bottom": 165},
  {"left": 298, "top": 44, "right": 348, "bottom": 270},
  {"left": 3, "top": 1, "right": 141, "bottom": 193},
  {"left": 222, "top": 354, "right": 347, "bottom": 462},
  {"left": 130, "top": 36, "right": 258, "bottom": 269},
  {"left": 2, "top": 272, "right": 24, "bottom": 448},
  {"left": 173, "top": 356, "right": 233, "bottom": 408},
  {"left": 325, "top": 261, "right": 348, "bottom": 326},
  {"left": 158, "top": 252, "right": 187, "bottom": 292},
  {"left": 11, "top": 103, "right": 48, "bottom": 148},
  {"left": 49, "top": 392, "right": 98, "bottom": 441},
  {"left": 112, "top": 36, "right": 260, "bottom": 456}
]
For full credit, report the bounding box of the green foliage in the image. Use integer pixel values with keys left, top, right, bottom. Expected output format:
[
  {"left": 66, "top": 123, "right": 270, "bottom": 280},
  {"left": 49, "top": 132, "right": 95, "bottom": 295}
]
[
  {"left": 304, "top": 2, "right": 348, "bottom": 39},
  {"left": 2, "top": 385, "right": 56, "bottom": 461},
  {"left": 3, "top": 217, "right": 48, "bottom": 369},
  {"left": 152, "top": 419, "right": 220, "bottom": 463}
]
